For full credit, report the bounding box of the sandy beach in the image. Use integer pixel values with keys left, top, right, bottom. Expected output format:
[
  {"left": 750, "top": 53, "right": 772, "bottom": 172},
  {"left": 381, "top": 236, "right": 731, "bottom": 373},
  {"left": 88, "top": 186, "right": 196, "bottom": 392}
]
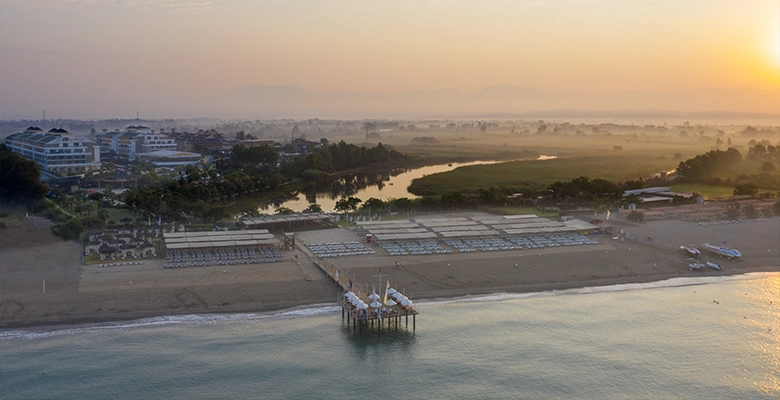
[{"left": 1, "top": 211, "right": 778, "bottom": 329}]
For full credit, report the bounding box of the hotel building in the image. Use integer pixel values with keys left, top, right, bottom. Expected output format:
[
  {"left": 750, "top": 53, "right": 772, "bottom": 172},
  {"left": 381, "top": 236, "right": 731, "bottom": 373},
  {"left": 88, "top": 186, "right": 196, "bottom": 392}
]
[{"left": 4, "top": 127, "right": 101, "bottom": 174}]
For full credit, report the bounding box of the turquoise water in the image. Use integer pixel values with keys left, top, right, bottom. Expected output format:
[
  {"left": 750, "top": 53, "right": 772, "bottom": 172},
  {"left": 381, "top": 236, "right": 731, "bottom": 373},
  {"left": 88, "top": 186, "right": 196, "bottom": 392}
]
[{"left": 2, "top": 274, "right": 779, "bottom": 399}]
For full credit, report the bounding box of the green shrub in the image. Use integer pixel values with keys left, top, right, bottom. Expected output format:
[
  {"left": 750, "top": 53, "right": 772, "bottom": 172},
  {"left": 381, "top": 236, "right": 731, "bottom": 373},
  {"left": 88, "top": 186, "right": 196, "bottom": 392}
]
[{"left": 626, "top": 210, "right": 645, "bottom": 222}]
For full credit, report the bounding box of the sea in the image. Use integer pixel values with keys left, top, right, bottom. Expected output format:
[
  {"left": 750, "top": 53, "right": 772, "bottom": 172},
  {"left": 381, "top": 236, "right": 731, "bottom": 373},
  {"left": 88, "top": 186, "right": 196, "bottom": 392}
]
[{"left": 2, "top": 273, "right": 779, "bottom": 399}]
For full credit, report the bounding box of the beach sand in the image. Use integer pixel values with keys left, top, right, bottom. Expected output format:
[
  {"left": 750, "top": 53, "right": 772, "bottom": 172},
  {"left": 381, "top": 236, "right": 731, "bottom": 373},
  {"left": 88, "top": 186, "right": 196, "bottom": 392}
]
[{"left": 0, "top": 212, "right": 778, "bottom": 329}]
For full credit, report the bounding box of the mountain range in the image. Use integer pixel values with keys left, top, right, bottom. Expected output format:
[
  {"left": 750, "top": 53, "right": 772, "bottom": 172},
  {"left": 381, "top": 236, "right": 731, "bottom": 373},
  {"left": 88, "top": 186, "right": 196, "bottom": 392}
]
[{"left": 206, "top": 84, "right": 780, "bottom": 120}]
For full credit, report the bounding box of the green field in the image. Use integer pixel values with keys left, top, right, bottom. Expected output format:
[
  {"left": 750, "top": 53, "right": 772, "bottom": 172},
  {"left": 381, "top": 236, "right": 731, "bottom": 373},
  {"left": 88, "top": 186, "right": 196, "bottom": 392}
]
[
  {"left": 408, "top": 154, "right": 678, "bottom": 196},
  {"left": 670, "top": 183, "right": 777, "bottom": 198}
]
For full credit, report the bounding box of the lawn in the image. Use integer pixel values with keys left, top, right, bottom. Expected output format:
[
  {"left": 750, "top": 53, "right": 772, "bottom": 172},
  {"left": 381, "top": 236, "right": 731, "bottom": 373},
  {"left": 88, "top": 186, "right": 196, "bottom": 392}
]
[
  {"left": 671, "top": 183, "right": 778, "bottom": 198},
  {"left": 408, "top": 153, "right": 679, "bottom": 196}
]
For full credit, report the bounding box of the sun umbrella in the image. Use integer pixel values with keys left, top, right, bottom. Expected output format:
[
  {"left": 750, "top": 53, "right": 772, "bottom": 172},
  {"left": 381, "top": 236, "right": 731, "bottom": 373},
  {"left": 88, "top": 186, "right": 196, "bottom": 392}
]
[
  {"left": 344, "top": 291, "right": 353, "bottom": 298},
  {"left": 357, "top": 302, "right": 368, "bottom": 309},
  {"left": 368, "top": 293, "right": 380, "bottom": 300},
  {"left": 370, "top": 301, "right": 382, "bottom": 308},
  {"left": 401, "top": 299, "right": 413, "bottom": 306},
  {"left": 387, "top": 288, "right": 397, "bottom": 295},
  {"left": 351, "top": 298, "right": 361, "bottom": 306},
  {"left": 394, "top": 294, "right": 407, "bottom": 302},
  {"left": 386, "top": 299, "right": 397, "bottom": 306}
]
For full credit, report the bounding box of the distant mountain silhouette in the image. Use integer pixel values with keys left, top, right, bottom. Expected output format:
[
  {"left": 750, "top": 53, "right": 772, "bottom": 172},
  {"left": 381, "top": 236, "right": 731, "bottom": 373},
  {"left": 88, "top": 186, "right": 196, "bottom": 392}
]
[{"left": 210, "top": 85, "right": 780, "bottom": 119}]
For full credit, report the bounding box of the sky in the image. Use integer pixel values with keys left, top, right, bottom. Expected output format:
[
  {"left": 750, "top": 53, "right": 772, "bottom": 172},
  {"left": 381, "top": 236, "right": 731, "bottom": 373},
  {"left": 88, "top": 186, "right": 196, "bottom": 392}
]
[{"left": 0, "top": 0, "right": 778, "bottom": 119}]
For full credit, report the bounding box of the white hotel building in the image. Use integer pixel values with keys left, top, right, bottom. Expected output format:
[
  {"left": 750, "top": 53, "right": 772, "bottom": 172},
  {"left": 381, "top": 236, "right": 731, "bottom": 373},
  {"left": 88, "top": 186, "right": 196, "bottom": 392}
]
[
  {"left": 97, "top": 126, "right": 177, "bottom": 161},
  {"left": 4, "top": 127, "right": 101, "bottom": 174}
]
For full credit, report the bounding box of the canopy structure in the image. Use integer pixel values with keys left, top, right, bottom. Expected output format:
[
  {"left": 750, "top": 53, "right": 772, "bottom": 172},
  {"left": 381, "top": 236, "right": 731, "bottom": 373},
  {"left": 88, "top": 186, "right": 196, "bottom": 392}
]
[
  {"left": 163, "top": 229, "right": 280, "bottom": 251},
  {"left": 238, "top": 213, "right": 334, "bottom": 230}
]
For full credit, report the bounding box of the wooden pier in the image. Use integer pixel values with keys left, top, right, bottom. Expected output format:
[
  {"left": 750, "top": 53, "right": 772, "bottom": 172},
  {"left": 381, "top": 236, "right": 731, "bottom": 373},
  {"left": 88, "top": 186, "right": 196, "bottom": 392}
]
[{"left": 314, "top": 258, "right": 418, "bottom": 333}]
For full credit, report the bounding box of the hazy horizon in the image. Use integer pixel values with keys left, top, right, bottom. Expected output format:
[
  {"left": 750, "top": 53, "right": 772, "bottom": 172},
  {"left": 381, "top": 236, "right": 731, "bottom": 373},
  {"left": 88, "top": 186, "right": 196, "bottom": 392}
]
[{"left": 1, "top": 0, "right": 778, "bottom": 119}]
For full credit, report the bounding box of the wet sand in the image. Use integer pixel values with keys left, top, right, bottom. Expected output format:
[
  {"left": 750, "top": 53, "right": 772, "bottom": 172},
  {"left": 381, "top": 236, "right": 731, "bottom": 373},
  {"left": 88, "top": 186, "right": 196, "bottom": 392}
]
[{"left": 0, "top": 213, "right": 778, "bottom": 329}]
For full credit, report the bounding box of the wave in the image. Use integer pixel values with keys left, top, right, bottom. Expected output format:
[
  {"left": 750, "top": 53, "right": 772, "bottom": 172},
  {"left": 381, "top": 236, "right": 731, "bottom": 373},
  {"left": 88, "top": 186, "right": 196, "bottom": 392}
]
[
  {"left": 0, "top": 303, "right": 341, "bottom": 341},
  {"left": 413, "top": 272, "right": 779, "bottom": 306},
  {"left": 3, "top": 272, "right": 776, "bottom": 340}
]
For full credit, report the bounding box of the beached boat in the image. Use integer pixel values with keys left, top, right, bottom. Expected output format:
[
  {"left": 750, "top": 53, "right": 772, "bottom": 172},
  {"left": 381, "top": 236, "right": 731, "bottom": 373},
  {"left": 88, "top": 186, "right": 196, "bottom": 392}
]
[
  {"left": 681, "top": 245, "right": 700, "bottom": 256},
  {"left": 706, "top": 262, "right": 723, "bottom": 270},
  {"left": 701, "top": 243, "right": 741, "bottom": 259},
  {"left": 688, "top": 262, "right": 704, "bottom": 270}
]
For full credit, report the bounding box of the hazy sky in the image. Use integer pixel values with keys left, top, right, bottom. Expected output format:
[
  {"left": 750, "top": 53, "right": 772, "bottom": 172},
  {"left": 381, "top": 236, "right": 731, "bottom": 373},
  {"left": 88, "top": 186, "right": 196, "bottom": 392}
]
[{"left": 1, "top": 0, "right": 778, "bottom": 118}]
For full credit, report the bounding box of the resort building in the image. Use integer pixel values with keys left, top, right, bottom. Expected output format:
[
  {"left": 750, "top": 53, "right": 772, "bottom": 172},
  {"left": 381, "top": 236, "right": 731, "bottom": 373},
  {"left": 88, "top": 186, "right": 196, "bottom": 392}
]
[
  {"left": 97, "top": 126, "right": 177, "bottom": 160},
  {"left": 136, "top": 150, "right": 202, "bottom": 167},
  {"left": 3, "top": 127, "right": 101, "bottom": 174}
]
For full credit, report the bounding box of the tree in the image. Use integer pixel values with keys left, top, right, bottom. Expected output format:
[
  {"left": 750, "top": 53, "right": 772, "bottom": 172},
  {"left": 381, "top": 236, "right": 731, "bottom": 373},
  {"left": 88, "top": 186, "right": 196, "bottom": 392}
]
[
  {"left": 743, "top": 204, "right": 759, "bottom": 219},
  {"left": 51, "top": 217, "right": 84, "bottom": 240},
  {"left": 725, "top": 205, "right": 741, "bottom": 220},
  {"left": 0, "top": 144, "right": 49, "bottom": 201},
  {"left": 96, "top": 208, "right": 109, "bottom": 223},
  {"left": 334, "top": 197, "right": 362, "bottom": 213},
  {"left": 733, "top": 183, "right": 759, "bottom": 196},
  {"left": 304, "top": 203, "right": 322, "bottom": 213},
  {"left": 88, "top": 192, "right": 104, "bottom": 202},
  {"left": 361, "top": 122, "right": 377, "bottom": 135},
  {"left": 361, "top": 197, "right": 385, "bottom": 212},
  {"left": 626, "top": 210, "right": 645, "bottom": 222},
  {"left": 275, "top": 206, "right": 294, "bottom": 215}
]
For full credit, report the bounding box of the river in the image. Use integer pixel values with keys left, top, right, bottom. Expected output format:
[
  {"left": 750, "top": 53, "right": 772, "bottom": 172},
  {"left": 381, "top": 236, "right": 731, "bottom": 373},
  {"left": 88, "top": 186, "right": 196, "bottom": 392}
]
[{"left": 271, "top": 156, "right": 556, "bottom": 213}]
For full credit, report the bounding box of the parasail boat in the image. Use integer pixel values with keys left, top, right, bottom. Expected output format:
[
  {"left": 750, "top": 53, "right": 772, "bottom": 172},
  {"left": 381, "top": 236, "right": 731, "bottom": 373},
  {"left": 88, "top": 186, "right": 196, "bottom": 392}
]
[
  {"left": 681, "top": 245, "right": 700, "bottom": 256},
  {"left": 701, "top": 243, "right": 741, "bottom": 259},
  {"left": 706, "top": 261, "right": 723, "bottom": 270}
]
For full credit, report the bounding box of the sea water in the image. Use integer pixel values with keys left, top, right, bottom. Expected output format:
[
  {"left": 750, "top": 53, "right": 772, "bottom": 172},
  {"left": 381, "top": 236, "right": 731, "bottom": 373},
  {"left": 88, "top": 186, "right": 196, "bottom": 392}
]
[{"left": 2, "top": 273, "right": 779, "bottom": 399}]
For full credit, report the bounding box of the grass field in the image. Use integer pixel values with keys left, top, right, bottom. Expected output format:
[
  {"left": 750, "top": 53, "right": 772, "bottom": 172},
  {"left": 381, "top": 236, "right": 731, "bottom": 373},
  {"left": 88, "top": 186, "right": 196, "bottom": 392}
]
[
  {"left": 670, "top": 183, "right": 778, "bottom": 198},
  {"left": 103, "top": 206, "right": 143, "bottom": 224},
  {"left": 408, "top": 153, "right": 679, "bottom": 196}
]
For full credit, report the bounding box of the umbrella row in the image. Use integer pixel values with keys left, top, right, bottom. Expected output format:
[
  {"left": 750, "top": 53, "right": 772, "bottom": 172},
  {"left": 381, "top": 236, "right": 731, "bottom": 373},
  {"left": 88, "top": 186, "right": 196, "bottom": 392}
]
[{"left": 343, "top": 288, "right": 414, "bottom": 309}]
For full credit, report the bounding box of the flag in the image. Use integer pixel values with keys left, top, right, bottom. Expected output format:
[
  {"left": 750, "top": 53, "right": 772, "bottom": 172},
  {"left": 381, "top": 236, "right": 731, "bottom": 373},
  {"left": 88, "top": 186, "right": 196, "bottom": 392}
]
[
  {"left": 383, "top": 280, "right": 390, "bottom": 304},
  {"left": 607, "top": 210, "right": 611, "bottom": 220}
]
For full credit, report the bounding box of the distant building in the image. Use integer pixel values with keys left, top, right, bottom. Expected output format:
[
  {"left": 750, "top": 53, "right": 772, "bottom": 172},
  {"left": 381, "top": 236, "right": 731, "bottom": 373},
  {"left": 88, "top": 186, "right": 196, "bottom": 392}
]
[
  {"left": 136, "top": 150, "right": 202, "bottom": 167},
  {"left": 96, "top": 126, "right": 176, "bottom": 161},
  {"left": 4, "top": 127, "right": 101, "bottom": 174},
  {"left": 622, "top": 186, "right": 693, "bottom": 204}
]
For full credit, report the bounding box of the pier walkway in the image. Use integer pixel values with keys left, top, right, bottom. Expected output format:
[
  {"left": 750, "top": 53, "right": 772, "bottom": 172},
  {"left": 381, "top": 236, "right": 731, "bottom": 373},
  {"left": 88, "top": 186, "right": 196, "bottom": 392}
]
[{"left": 312, "top": 257, "right": 418, "bottom": 333}]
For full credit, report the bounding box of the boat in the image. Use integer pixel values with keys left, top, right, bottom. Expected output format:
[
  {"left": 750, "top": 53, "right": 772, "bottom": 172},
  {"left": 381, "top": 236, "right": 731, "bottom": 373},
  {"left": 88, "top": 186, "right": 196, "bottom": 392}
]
[
  {"left": 688, "top": 261, "right": 704, "bottom": 270},
  {"left": 706, "top": 262, "right": 723, "bottom": 270},
  {"left": 701, "top": 243, "right": 741, "bottom": 259},
  {"left": 680, "top": 245, "right": 700, "bottom": 256}
]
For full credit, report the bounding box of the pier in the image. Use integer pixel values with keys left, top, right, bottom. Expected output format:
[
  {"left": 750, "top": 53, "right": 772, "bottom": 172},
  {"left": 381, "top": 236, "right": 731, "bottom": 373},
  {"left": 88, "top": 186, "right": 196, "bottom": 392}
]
[{"left": 314, "top": 259, "right": 418, "bottom": 333}]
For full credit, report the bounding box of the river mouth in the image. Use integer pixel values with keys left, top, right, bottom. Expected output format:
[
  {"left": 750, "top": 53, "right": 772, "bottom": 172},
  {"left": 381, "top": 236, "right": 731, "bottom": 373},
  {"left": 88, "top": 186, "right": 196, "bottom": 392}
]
[{"left": 258, "top": 155, "right": 557, "bottom": 213}]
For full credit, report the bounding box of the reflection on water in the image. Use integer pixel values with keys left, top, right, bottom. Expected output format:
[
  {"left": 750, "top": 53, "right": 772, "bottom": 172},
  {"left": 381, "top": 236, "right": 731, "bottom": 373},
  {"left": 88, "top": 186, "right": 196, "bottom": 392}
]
[
  {"left": 742, "top": 276, "right": 780, "bottom": 395},
  {"left": 341, "top": 324, "right": 418, "bottom": 361},
  {"left": 274, "top": 156, "right": 556, "bottom": 213}
]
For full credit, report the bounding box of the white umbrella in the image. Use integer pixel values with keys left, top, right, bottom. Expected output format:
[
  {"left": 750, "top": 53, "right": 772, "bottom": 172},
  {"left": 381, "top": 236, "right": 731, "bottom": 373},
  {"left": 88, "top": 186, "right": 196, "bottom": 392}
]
[
  {"left": 357, "top": 302, "right": 368, "bottom": 309},
  {"left": 386, "top": 299, "right": 397, "bottom": 306},
  {"left": 387, "top": 288, "right": 397, "bottom": 295},
  {"left": 368, "top": 293, "right": 380, "bottom": 300},
  {"left": 395, "top": 294, "right": 407, "bottom": 302},
  {"left": 370, "top": 301, "right": 382, "bottom": 308},
  {"left": 344, "top": 291, "right": 353, "bottom": 298},
  {"left": 351, "top": 298, "right": 361, "bottom": 306},
  {"left": 392, "top": 292, "right": 404, "bottom": 300},
  {"left": 401, "top": 299, "right": 413, "bottom": 306}
]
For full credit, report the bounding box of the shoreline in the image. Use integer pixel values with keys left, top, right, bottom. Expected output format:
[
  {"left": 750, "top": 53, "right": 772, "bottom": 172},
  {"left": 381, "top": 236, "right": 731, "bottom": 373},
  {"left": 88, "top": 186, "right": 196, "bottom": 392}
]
[
  {"left": 1, "top": 214, "right": 778, "bottom": 331},
  {"left": 3, "top": 267, "right": 778, "bottom": 331}
]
